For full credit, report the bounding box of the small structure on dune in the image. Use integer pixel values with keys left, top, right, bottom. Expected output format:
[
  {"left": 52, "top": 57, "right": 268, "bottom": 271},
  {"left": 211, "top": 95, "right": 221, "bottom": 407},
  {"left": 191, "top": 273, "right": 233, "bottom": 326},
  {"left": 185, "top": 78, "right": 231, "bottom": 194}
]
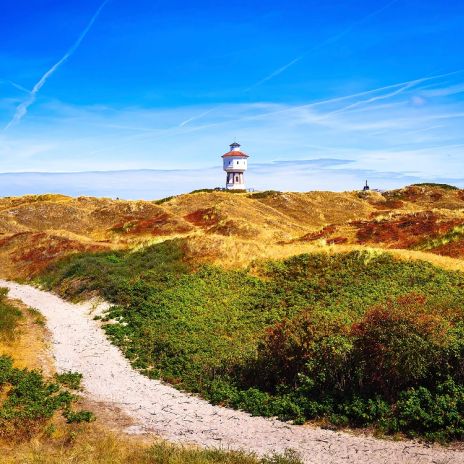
[
  {"left": 222, "top": 142, "right": 249, "bottom": 190},
  {"left": 363, "top": 180, "right": 370, "bottom": 191}
]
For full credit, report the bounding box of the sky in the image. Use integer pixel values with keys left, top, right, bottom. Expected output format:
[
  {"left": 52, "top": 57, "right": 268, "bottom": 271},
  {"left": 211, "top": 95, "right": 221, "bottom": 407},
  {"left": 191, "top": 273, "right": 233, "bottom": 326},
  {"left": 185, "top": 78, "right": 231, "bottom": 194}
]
[{"left": 1, "top": 0, "right": 464, "bottom": 199}]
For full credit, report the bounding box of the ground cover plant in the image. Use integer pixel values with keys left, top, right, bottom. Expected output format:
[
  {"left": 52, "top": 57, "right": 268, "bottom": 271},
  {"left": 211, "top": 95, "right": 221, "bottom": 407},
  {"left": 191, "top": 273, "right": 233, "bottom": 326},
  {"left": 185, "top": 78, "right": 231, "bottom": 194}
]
[
  {"left": 0, "top": 288, "right": 94, "bottom": 440},
  {"left": 39, "top": 241, "right": 464, "bottom": 441}
]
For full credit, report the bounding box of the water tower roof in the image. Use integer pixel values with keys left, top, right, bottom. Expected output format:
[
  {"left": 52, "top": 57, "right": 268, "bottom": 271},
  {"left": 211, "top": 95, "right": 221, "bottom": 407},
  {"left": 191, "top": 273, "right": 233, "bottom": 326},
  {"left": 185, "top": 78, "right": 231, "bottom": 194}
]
[{"left": 222, "top": 150, "right": 249, "bottom": 158}]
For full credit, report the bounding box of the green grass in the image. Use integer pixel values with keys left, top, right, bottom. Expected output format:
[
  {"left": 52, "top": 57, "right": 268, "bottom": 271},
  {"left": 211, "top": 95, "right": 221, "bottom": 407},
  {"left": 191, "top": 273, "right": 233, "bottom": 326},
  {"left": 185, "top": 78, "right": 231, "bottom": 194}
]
[
  {"left": 0, "top": 288, "right": 22, "bottom": 341},
  {"left": 39, "top": 241, "right": 464, "bottom": 441},
  {"left": 414, "top": 224, "right": 464, "bottom": 251},
  {"left": 411, "top": 183, "right": 459, "bottom": 190},
  {"left": 248, "top": 190, "right": 281, "bottom": 199}
]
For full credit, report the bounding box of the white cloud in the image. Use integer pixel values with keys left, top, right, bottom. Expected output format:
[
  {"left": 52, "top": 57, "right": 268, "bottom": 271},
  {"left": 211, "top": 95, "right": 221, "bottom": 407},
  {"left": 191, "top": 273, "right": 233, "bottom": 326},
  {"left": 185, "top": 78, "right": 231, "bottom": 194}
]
[{"left": 1, "top": 70, "right": 464, "bottom": 195}]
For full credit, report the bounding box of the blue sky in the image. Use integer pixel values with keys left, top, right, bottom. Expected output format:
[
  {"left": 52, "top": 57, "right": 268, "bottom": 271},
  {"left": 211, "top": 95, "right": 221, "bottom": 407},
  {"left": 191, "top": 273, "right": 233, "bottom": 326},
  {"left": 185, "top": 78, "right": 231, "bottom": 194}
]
[{"left": 1, "top": 0, "right": 464, "bottom": 198}]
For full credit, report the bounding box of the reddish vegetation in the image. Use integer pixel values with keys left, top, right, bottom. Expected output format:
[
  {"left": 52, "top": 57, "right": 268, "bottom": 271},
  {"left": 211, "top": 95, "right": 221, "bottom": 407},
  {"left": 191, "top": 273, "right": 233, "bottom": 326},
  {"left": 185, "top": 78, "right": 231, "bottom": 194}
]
[
  {"left": 299, "top": 225, "right": 337, "bottom": 242},
  {"left": 430, "top": 192, "right": 443, "bottom": 202},
  {"left": 429, "top": 239, "right": 464, "bottom": 259},
  {"left": 184, "top": 208, "right": 220, "bottom": 228},
  {"left": 112, "top": 213, "right": 191, "bottom": 236},
  {"left": 384, "top": 186, "right": 423, "bottom": 202},
  {"left": 329, "top": 237, "right": 348, "bottom": 244},
  {"left": 8, "top": 232, "right": 105, "bottom": 276},
  {"left": 354, "top": 212, "right": 461, "bottom": 248},
  {"left": 351, "top": 293, "right": 450, "bottom": 397},
  {"left": 372, "top": 199, "right": 404, "bottom": 210}
]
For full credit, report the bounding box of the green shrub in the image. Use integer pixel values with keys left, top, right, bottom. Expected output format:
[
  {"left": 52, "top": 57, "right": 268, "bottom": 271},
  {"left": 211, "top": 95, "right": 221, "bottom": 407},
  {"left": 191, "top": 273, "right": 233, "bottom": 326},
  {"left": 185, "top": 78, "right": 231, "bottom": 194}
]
[
  {"left": 56, "top": 371, "right": 83, "bottom": 390},
  {"left": 394, "top": 379, "right": 464, "bottom": 441},
  {"left": 64, "top": 409, "right": 96, "bottom": 423},
  {"left": 411, "top": 183, "right": 459, "bottom": 190},
  {"left": 249, "top": 190, "right": 281, "bottom": 199},
  {"left": 38, "top": 246, "right": 464, "bottom": 440},
  {"left": 0, "top": 355, "right": 94, "bottom": 439},
  {"left": 154, "top": 195, "right": 176, "bottom": 204}
]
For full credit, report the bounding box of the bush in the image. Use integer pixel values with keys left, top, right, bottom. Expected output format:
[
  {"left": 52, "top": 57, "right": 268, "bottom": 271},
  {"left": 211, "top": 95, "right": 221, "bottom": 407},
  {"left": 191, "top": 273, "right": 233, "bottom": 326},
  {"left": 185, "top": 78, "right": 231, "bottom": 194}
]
[
  {"left": 38, "top": 247, "right": 464, "bottom": 440},
  {"left": 394, "top": 379, "right": 464, "bottom": 441},
  {"left": 0, "top": 355, "right": 94, "bottom": 439},
  {"left": 64, "top": 410, "right": 96, "bottom": 423},
  {"left": 56, "top": 371, "right": 83, "bottom": 390},
  {"left": 0, "top": 355, "right": 73, "bottom": 438},
  {"left": 249, "top": 190, "right": 281, "bottom": 199},
  {"left": 350, "top": 294, "right": 451, "bottom": 397}
]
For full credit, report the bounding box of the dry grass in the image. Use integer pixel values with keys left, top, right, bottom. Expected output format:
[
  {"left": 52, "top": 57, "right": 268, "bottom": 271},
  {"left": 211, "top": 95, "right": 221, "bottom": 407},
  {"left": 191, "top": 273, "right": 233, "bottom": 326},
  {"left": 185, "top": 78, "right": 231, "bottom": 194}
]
[
  {"left": 0, "top": 298, "right": 54, "bottom": 374},
  {"left": 0, "top": 427, "right": 264, "bottom": 464},
  {"left": 1, "top": 186, "right": 464, "bottom": 280},
  {"left": 184, "top": 234, "right": 464, "bottom": 273}
]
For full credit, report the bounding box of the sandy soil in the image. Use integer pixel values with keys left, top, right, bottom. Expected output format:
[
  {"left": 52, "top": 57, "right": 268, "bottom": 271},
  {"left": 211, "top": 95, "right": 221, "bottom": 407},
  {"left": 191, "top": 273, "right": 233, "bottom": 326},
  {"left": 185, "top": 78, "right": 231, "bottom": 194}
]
[{"left": 1, "top": 280, "right": 463, "bottom": 464}]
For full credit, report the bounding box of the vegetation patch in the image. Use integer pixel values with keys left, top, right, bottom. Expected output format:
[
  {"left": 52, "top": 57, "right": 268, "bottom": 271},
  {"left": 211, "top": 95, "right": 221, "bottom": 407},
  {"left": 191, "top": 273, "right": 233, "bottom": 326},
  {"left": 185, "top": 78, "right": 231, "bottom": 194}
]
[
  {"left": 354, "top": 213, "right": 461, "bottom": 249},
  {"left": 414, "top": 224, "right": 464, "bottom": 253},
  {"left": 248, "top": 190, "right": 281, "bottom": 199},
  {"left": 55, "top": 371, "right": 83, "bottom": 390},
  {"left": 0, "top": 289, "right": 93, "bottom": 440},
  {"left": 1, "top": 429, "right": 302, "bottom": 464},
  {"left": 0, "top": 288, "right": 22, "bottom": 342},
  {"left": 184, "top": 208, "right": 221, "bottom": 227},
  {"left": 154, "top": 195, "right": 177, "bottom": 205},
  {"left": 411, "top": 183, "right": 459, "bottom": 191},
  {"left": 39, "top": 243, "right": 464, "bottom": 441}
]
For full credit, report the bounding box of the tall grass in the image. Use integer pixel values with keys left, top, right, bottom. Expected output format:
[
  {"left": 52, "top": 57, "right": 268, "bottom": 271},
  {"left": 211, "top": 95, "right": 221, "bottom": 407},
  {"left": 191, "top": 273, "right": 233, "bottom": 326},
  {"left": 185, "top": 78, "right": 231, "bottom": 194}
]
[
  {"left": 0, "top": 288, "right": 22, "bottom": 342},
  {"left": 1, "top": 428, "right": 301, "bottom": 464}
]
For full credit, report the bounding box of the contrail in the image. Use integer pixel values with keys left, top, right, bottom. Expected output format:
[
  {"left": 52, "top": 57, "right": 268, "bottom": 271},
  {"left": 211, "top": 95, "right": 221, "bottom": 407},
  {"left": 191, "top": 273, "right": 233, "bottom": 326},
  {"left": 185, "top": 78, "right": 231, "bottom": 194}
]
[
  {"left": 4, "top": 0, "right": 111, "bottom": 130},
  {"left": 319, "top": 69, "right": 464, "bottom": 118},
  {"left": 247, "top": 0, "right": 401, "bottom": 91},
  {"left": 0, "top": 79, "right": 31, "bottom": 94},
  {"left": 88, "top": 69, "right": 464, "bottom": 158},
  {"left": 171, "top": 0, "right": 402, "bottom": 129},
  {"left": 179, "top": 107, "right": 218, "bottom": 127},
  {"left": 320, "top": 79, "right": 423, "bottom": 118}
]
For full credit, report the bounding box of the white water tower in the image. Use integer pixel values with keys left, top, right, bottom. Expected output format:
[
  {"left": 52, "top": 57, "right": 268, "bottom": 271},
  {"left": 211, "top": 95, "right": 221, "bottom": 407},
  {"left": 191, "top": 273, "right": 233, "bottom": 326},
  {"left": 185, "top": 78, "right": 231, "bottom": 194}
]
[{"left": 222, "top": 142, "right": 249, "bottom": 190}]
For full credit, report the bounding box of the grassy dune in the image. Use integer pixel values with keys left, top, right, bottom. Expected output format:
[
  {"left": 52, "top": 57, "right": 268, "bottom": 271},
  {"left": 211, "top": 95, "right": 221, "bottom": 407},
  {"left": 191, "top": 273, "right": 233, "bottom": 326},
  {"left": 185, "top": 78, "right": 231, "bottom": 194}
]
[
  {"left": 39, "top": 241, "right": 464, "bottom": 441},
  {"left": 1, "top": 184, "right": 464, "bottom": 278}
]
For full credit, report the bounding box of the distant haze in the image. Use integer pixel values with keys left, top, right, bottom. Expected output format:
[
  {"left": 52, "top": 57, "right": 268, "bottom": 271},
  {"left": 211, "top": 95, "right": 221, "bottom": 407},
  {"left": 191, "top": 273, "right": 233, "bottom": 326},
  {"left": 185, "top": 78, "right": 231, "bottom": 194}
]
[{"left": 0, "top": 163, "right": 461, "bottom": 200}]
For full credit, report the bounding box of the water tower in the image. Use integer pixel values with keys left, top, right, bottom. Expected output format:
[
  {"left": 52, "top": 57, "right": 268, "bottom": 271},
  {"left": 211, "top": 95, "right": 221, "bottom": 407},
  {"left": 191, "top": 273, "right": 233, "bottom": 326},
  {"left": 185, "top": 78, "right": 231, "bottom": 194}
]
[{"left": 222, "top": 142, "right": 249, "bottom": 190}]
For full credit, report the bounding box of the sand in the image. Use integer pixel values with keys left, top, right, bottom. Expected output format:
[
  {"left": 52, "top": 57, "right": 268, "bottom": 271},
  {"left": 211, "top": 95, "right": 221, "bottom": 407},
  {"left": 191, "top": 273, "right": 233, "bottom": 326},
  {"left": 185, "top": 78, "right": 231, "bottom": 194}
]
[{"left": 1, "top": 280, "right": 463, "bottom": 464}]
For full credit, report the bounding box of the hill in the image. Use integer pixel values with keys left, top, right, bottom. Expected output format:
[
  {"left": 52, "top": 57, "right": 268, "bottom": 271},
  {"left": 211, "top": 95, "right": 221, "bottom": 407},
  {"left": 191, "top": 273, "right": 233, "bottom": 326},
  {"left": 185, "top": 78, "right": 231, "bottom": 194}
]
[
  {"left": 1, "top": 184, "right": 464, "bottom": 278},
  {"left": 1, "top": 184, "right": 464, "bottom": 448}
]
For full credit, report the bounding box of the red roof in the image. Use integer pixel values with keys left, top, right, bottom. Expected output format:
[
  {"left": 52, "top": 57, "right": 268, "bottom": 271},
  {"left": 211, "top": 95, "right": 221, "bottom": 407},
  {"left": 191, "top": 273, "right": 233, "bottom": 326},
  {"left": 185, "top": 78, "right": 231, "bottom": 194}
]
[{"left": 222, "top": 150, "right": 249, "bottom": 158}]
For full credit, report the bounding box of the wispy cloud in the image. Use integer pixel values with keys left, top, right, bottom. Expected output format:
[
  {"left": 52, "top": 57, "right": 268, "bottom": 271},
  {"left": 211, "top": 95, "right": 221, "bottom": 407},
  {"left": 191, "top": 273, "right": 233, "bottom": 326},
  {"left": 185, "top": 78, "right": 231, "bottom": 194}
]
[
  {"left": 318, "top": 71, "right": 464, "bottom": 118},
  {"left": 1, "top": 64, "right": 464, "bottom": 194},
  {"left": 3, "top": 0, "right": 111, "bottom": 130},
  {"left": 422, "top": 82, "right": 464, "bottom": 97},
  {"left": 247, "top": 0, "right": 401, "bottom": 90}
]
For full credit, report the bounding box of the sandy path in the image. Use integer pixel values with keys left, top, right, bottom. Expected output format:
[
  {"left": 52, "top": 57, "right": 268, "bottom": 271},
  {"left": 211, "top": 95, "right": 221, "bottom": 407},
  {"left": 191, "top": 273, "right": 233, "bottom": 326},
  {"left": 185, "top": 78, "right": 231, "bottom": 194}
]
[{"left": 1, "top": 280, "right": 462, "bottom": 464}]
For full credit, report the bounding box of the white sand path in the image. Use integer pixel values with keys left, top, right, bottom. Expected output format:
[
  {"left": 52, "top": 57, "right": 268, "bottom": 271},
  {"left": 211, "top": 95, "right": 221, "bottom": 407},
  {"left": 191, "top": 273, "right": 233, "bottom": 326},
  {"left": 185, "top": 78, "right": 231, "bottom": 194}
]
[{"left": 1, "top": 280, "right": 463, "bottom": 464}]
